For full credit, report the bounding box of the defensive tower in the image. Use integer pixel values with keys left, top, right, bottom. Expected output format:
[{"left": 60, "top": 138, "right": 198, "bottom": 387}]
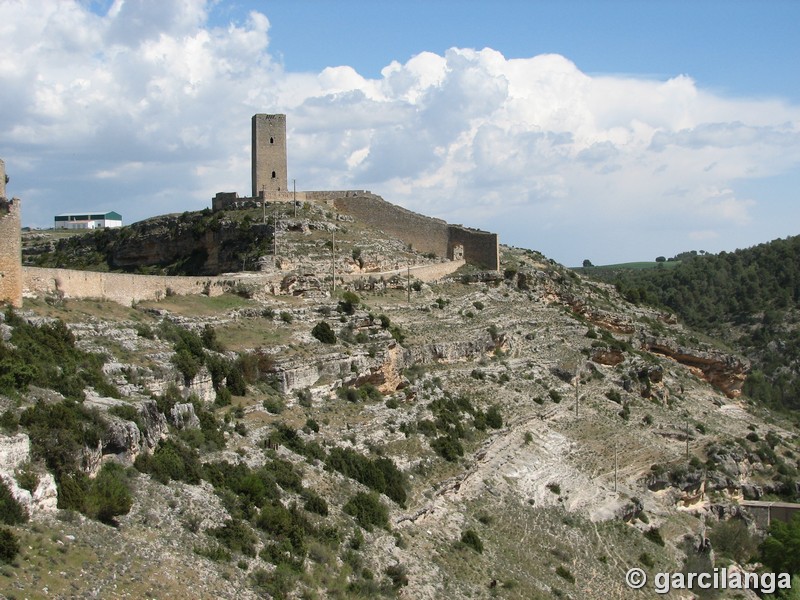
[
  {"left": 252, "top": 113, "right": 288, "bottom": 197},
  {"left": 0, "top": 158, "right": 23, "bottom": 308}
]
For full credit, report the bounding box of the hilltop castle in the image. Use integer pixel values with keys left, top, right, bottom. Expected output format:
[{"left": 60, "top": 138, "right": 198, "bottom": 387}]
[
  {"left": 214, "top": 114, "right": 500, "bottom": 271},
  {"left": 0, "top": 158, "right": 22, "bottom": 308}
]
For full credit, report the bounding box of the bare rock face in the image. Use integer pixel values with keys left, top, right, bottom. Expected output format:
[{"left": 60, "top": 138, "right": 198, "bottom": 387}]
[
  {"left": 0, "top": 432, "right": 30, "bottom": 472},
  {"left": 642, "top": 336, "right": 749, "bottom": 398},
  {"left": 185, "top": 366, "right": 215, "bottom": 404},
  {"left": 103, "top": 417, "right": 143, "bottom": 463},
  {"left": 0, "top": 434, "right": 58, "bottom": 515},
  {"left": 171, "top": 403, "right": 201, "bottom": 430},
  {"left": 138, "top": 400, "right": 168, "bottom": 448},
  {"left": 591, "top": 348, "right": 625, "bottom": 366}
]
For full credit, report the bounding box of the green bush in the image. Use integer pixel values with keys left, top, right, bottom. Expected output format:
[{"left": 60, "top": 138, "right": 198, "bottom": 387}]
[
  {"left": 135, "top": 438, "right": 202, "bottom": 484},
  {"left": 431, "top": 435, "right": 464, "bottom": 462},
  {"left": 344, "top": 492, "right": 389, "bottom": 531},
  {"left": 311, "top": 321, "right": 337, "bottom": 344},
  {"left": 208, "top": 518, "right": 258, "bottom": 557},
  {"left": 20, "top": 399, "right": 107, "bottom": 476},
  {"left": 644, "top": 527, "right": 665, "bottom": 547},
  {"left": 760, "top": 513, "right": 800, "bottom": 575},
  {"left": 0, "top": 527, "right": 20, "bottom": 564},
  {"left": 302, "top": 490, "right": 329, "bottom": 516},
  {"left": 486, "top": 405, "right": 503, "bottom": 429},
  {"left": 84, "top": 462, "right": 133, "bottom": 526},
  {"left": 0, "top": 480, "right": 27, "bottom": 525},
  {"left": 0, "top": 312, "right": 116, "bottom": 399},
  {"left": 460, "top": 529, "right": 483, "bottom": 553}
]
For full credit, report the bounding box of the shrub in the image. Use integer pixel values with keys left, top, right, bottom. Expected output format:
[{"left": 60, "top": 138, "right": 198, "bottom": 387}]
[
  {"left": 555, "top": 565, "right": 575, "bottom": 583},
  {"left": 460, "top": 529, "right": 483, "bottom": 553},
  {"left": 302, "top": 490, "right": 329, "bottom": 516},
  {"left": 0, "top": 527, "right": 20, "bottom": 564},
  {"left": 0, "top": 480, "right": 28, "bottom": 525},
  {"left": 486, "top": 405, "right": 503, "bottom": 429},
  {"left": 431, "top": 435, "right": 463, "bottom": 462},
  {"left": 343, "top": 492, "right": 389, "bottom": 531},
  {"left": 279, "top": 311, "right": 294, "bottom": 324},
  {"left": 84, "top": 462, "right": 133, "bottom": 526},
  {"left": 385, "top": 564, "right": 409, "bottom": 589},
  {"left": 135, "top": 438, "right": 202, "bottom": 484},
  {"left": 311, "top": 321, "right": 336, "bottom": 344},
  {"left": 208, "top": 518, "right": 258, "bottom": 557},
  {"left": 644, "top": 527, "right": 665, "bottom": 547},
  {"left": 338, "top": 291, "right": 360, "bottom": 315}
]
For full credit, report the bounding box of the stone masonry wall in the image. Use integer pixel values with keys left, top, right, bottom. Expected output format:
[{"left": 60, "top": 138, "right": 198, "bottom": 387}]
[
  {"left": 23, "top": 267, "right": 249, "bottom": 307},
  {"left": 23, "top": 260, "right": 465, "bottom": 308},
  {"left": 0, "top": 196, "right": 22, "bottom": 309},
  {"left": 447, "top": 225, "right": 500, "bottom": 271},
  {"left": 334, "top": 194, "right": 451, "bottom": 258}
]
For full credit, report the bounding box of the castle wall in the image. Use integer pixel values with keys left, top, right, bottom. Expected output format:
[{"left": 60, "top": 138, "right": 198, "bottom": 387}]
[
  {"left": 22, "top": 260, "right": 463, "bottom": 307},
  {"left": 22, "top": 267, "right": 245, "bottom": 306},
  {"left": 252, "top": 114, "right": 288, "bottom": 196},
  {"left": 333, "top": 194, "right": 451, "bottom": 258},
  {"left": 447, "top": 225, "right": 500, "bottom": 271},
  {"left": 0, "top": 196, "right": 23, "bottom": 308}
]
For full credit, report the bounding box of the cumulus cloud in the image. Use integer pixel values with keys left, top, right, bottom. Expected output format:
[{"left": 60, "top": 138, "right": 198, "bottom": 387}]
[{"left": 1, "top": 1, "right": 799, "bottom": 265}]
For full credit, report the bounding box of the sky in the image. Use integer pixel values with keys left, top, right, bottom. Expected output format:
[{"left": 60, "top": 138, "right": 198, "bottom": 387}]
[{"left": 1, "top": 0, "right": 799, "bottom": 267}]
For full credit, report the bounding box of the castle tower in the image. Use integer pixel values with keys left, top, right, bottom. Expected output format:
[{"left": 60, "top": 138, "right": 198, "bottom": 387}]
[
  {"left": 251, "top": 113, "right": 288, "bottom": 197},
  {"left": 0, "top": 159, "right": 23, "bottom": 308}
]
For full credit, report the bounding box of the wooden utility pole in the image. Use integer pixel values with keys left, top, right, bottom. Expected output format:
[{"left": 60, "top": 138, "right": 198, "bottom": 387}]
[
  {"left": 273, "top": 202, "right": 279, "bottom": 260},
  {"left": 331, "top": 231, "right": 336, "bottom": 292},
  {"left": 614, "top": 441, "right": 618, "bottom": 492},
  {"left": 407, "top": 264, "right": 411, "bottom": 303},
  {"left": 685, "top": 412, "right": 690, "bottom": 461},
  {"left": 293, "top": 179, "right": 297, "bottom": 218}
]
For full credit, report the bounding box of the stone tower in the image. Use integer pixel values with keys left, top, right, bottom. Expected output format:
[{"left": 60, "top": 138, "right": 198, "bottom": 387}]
[
  {"left": 0, "top": 158, "right": 23, "bottom": 308},
  {"left": 251, "top": 113, "right": 288, "bottom": 197}
]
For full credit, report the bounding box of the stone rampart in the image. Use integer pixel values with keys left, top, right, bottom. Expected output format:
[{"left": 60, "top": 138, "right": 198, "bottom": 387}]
[
  {"left": 334, "top": 194, "right": 451, "bottom": 258},
  {"left": 22, "top": 260, "right": 464, "bottom": 307},
  {"left": 23, "top": 267, "right": 252, "bottom": 306},
  {"left": 0, "top": 196, "right": 22, "bottom": 308},
  {"left": 448, "top": 225, "right": 500, "bottom": 271}
]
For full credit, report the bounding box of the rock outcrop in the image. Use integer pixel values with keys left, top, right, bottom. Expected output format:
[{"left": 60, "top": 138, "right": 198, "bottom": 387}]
[{"left": 642, "top": 336, "right": 749, "bottom": 398}]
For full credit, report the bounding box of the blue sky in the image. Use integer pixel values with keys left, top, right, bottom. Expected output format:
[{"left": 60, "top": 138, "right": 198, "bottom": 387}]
[{"left": 2, "top": 0, "right": 799, "bottom": 266}]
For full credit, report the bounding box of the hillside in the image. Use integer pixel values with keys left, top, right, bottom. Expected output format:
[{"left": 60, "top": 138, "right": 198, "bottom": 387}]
[
  {"left": 582, "top": 236, "right": 800, "bottom": 414},
  {"left": 1, "top": 204, "right": 798, "bottom": 599}
]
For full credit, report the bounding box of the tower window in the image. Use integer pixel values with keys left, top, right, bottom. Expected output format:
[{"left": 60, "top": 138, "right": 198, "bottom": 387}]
[
  {"left": 270, "top": 137, "right": 274, "bottom": 144},
  {"left": 271, "top": 171, "right": 276, "bottom": 179}
]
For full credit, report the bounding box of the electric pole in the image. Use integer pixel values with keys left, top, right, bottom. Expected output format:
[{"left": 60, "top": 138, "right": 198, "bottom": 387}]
[
  {"left": 614, "top": 440, "right": 618, "bottom": 492},
  {"left": 407, "top": 264, "right": 411, "bottom": 303},
  {"left": 293, "top": 179, "right": 297, "bottom": 218},
  {"left": 331, "top": 231, "right": 336, "bottom": 293}
]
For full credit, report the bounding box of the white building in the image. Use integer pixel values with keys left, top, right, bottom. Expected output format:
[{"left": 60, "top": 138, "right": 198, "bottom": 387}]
[{"left": 54, "top": 211, "right": 123, "bottom": 230}]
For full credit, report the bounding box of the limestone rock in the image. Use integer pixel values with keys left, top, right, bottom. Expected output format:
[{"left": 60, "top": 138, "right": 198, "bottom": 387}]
[
  {"left": 171, "top": 403, "right": 201, "bottom": 430},
  {"left": 642, "top": 335, "right": 748, "bottom": 398}
]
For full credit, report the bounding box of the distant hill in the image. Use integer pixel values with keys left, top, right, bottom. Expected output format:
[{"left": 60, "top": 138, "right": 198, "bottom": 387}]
[{"left": 583, "top": 235, "right": 800, "bottom": 412}]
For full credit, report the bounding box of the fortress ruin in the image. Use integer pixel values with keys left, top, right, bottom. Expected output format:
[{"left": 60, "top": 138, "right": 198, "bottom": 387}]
[
  {"left": 216, "top": 114, "right": 500, "bottom": 271},
  {"left": 0, "top": 158, "right": 23, "bottom": 308}
]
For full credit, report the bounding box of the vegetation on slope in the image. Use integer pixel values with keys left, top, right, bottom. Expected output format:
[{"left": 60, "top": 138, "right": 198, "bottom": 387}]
[{"left": 583, "top": 236, "right": 800, "bottom": 413}]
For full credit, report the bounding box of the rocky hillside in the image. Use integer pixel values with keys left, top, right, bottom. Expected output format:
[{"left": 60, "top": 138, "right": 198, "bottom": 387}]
[{"left": 2, "top": 204, "right": 798, "bottom": 599}]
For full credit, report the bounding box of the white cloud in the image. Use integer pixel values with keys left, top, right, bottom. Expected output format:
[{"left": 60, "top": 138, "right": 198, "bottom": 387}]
[{"left": 1, "top": 1, "right": 799, "bottom": 266}]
